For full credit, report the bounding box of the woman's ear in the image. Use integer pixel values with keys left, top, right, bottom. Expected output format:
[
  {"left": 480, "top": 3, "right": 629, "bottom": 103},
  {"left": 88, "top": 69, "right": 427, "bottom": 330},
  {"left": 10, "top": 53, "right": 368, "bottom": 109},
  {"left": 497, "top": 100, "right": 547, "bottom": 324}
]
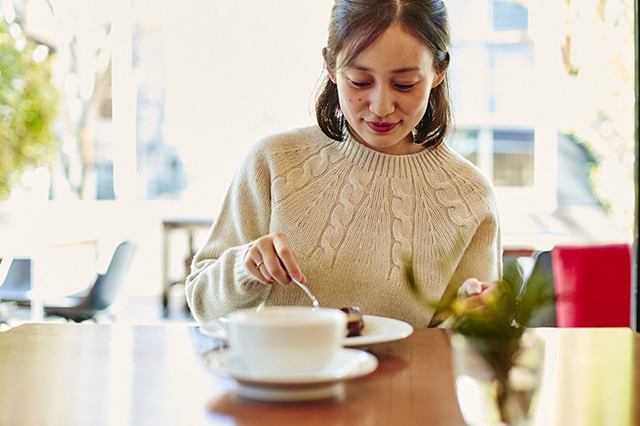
[
  {"left": 323, "top": 47, "right": 337, "bottom": 84},
  {"left": 432, "top": 52, "right": 449, "bottom": 88},
  {"left": 327, "top": 68, "right": 337, "bottom": 84},
  {"left": 432, "top": 69, "right": 446, "bottom": 88}
]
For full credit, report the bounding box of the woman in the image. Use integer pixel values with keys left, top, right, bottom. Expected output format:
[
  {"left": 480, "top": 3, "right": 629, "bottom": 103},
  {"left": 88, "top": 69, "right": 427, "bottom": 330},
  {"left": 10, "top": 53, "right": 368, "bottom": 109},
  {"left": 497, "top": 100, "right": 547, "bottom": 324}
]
[{"left": 186, "top": 0, "right": 502, "bottom": 327}]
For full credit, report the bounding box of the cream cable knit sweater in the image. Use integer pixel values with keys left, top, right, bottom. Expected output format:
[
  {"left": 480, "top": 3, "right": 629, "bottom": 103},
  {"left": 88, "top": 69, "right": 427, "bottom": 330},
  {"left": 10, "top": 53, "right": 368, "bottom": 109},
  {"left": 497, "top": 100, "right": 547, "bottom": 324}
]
[{"left": 186, "top": 125, "right": 502, "bottom": 327}]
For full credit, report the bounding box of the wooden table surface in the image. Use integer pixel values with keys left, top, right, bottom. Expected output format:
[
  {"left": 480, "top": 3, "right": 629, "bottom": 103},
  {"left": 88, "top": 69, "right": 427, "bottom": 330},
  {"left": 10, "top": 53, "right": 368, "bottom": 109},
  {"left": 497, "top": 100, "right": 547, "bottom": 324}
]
[{"left": 0, "top": 323, "right": 637, "bottom": 426}]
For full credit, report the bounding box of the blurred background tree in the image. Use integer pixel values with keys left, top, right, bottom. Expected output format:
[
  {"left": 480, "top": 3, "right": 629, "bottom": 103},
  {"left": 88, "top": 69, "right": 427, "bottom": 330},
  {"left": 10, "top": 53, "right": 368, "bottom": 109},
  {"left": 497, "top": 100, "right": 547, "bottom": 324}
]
[
  {"left": 0, "top": 20, "right": 58, "bottom": 200},
  {"left": 1, "top": 0, "right": 113, "bottom": 201},
  {"left": 558, "top": 0, "right": 635, "bottom": 232}
]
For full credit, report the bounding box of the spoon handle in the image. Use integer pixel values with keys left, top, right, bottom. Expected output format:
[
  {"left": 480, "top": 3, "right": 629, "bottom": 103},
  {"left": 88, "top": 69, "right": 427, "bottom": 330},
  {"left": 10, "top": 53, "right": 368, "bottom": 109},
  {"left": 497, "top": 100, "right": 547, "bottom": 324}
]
[{"left": 289, "top": 276, "right": 319, "bottom": 310}]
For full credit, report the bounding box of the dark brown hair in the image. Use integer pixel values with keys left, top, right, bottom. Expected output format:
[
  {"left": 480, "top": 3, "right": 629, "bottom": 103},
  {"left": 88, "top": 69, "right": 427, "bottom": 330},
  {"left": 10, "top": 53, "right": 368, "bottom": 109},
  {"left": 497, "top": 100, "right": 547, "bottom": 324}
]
[{"left": 315, "top": 0, "right": 452, "bottom": 147}]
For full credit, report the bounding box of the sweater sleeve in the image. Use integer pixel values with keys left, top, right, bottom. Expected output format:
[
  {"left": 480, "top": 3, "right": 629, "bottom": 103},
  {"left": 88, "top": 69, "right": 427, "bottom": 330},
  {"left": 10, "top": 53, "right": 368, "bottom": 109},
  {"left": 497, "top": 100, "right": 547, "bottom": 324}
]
[
  {"left": 429, "top": 213, "right": 502, "bottom": 327},
  {"left": 456, "top": 207, "right": 502, "bottom": 282},
  {"left": 430, "top": 171, "right": 503, "bottom": 327},
  {"left": 185, "top": 143, "right": 274, "bottom": 323}
]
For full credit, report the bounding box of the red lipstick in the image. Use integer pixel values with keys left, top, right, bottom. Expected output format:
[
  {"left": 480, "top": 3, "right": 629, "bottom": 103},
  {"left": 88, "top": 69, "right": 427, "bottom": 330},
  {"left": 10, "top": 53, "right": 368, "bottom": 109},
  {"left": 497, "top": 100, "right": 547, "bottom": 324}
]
[{"left": 366, "top": 121, "right": 399, "bottom": 133}]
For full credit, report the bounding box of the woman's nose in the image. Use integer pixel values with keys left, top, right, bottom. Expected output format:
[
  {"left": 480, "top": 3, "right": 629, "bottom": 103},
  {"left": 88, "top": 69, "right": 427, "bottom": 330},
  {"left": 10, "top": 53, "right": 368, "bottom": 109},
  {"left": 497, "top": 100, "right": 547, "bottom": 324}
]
[{"left": 368, "top": 85, "right": 395, "bottom": 117}]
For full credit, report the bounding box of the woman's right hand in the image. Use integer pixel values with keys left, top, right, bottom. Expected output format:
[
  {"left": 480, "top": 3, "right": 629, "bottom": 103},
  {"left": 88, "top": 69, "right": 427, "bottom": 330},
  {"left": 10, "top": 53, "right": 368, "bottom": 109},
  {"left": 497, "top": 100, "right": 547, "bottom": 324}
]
[{"left": 243, "top": 232, "right": 306, "bottom": 286}]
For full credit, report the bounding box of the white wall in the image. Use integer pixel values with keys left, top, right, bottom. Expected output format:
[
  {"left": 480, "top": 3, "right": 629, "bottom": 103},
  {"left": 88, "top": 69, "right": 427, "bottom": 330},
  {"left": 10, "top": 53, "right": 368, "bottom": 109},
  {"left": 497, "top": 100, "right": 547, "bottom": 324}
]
[{"left": 163, "top": 0, "right": 332, "bottom": 209}]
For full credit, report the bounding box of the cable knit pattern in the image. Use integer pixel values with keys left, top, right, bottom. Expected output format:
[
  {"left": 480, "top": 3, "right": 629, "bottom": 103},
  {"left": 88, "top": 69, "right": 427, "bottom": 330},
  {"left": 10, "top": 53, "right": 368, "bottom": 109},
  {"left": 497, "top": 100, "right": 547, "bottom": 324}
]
[
  {"left": 185, "top": 125, "right": 502, "bottom": 327},
  {"left": 390, "top": 178, "right": 414, "bottom": 281}
]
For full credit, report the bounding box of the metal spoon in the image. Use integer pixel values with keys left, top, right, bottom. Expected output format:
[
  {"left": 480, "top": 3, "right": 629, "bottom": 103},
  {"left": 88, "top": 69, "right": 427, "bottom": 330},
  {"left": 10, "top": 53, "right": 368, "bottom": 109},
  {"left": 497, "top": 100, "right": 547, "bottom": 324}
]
[
  {"left": 289, "top": 275, "right": 319, "bottom": 310},
  {"left": 204, "top": 275, "right": 319, "bottom": 338}
]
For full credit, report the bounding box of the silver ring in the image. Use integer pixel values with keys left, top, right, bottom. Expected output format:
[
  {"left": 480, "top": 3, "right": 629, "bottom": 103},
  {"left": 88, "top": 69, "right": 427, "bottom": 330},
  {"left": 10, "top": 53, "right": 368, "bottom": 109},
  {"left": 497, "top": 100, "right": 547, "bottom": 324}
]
[{"left": 255, "top": 260, "right": 264, "bottom": 269}]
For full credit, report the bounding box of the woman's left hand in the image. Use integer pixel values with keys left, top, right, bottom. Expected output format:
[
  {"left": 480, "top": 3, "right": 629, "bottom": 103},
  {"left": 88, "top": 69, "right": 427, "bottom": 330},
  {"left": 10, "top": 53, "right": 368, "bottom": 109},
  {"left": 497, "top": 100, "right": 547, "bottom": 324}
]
[{"left": 457, "top": 278, "right": 501, "bottom": 311}]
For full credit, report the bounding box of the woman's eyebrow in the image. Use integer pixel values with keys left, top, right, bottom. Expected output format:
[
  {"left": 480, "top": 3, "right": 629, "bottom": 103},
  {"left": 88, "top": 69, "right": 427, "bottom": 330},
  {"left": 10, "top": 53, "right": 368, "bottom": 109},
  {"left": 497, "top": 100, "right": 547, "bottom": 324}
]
[{"left": 350, "top": 64, "right": 421, "bottom": 74}]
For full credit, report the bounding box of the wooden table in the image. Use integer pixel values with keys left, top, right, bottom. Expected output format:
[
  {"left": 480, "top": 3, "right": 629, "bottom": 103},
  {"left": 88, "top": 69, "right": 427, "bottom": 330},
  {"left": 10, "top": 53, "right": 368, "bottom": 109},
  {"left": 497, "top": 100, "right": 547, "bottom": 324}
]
[{"left": 0, "top": 323, "right": 637, "bottom": 426}]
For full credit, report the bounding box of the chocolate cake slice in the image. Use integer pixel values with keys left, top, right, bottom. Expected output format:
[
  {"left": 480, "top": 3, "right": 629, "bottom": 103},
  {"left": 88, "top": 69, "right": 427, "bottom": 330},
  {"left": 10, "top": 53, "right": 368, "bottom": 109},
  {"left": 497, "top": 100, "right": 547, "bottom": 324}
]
[{"left": 340, "top": 306, "right": 364, "bottom": 337}]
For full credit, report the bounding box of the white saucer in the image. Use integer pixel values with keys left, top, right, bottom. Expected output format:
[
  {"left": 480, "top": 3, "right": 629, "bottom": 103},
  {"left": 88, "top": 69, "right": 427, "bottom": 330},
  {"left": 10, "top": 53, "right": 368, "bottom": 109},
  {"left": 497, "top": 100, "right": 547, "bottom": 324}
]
[
  {"left": 203, "top": 348, "right": 378, "bottom": 401},
  {"left": 200, "top": 314, "right": 413, "bottom": 347}
]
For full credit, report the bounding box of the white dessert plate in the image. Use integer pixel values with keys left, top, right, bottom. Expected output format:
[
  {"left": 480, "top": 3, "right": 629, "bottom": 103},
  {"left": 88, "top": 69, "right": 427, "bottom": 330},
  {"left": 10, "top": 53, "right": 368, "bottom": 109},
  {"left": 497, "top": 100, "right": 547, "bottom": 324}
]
[
  {"left": 199, "top": 314, "right": 413, "bottom": 347},
  {"left": 202, "top": 348, "right": 378, "bottom": 401},
  {"left": 344, "top": 315, "right": 414, "bottom": 347}
]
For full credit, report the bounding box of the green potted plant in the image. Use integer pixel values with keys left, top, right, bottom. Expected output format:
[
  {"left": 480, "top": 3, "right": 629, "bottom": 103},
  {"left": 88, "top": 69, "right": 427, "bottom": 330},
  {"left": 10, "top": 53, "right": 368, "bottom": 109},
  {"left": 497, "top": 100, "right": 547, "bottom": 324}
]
[
  {"left": 0, "top": 21, "right": 59, "bottom": 201},
  {"left": 406, "top": 258, "right": 554, "bottom": 425}
]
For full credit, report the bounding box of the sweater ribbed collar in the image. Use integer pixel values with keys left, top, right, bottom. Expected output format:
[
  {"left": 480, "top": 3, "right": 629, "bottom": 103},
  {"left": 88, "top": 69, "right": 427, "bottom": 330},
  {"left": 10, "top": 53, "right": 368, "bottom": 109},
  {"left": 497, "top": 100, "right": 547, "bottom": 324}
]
[{"left": 334, "top": 126, "right": 451, "bottom": 178}]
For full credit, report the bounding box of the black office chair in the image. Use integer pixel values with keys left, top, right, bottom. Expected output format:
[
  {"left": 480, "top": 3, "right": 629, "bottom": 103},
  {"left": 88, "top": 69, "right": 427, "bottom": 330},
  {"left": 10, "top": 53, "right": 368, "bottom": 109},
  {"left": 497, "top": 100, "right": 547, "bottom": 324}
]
[
  {"left": 520, "top": 250, "right": 556, "bottom": 327},
  {"left": 15, "top": 241, "right": 137, "bottom": 322}
]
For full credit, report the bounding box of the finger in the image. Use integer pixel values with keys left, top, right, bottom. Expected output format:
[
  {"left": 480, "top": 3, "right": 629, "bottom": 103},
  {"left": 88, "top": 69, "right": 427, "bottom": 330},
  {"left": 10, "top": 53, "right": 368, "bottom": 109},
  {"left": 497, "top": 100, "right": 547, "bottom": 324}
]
[
  {"left": 248, "top": 261, "right": 273, "bottom": 285},
  {"left": 461, "top": 282, "right": 502, "bottom": 311},
  {"left": 253, "top": 236, "right": 288, "bottom": 284},
  {"left": 460, "top": 294, "right": 484, "bottom": 311},
  {"left": 269, "top": 232, "right": 305, "bottom": 284},
  {"left": 243, "top": 243, "right": 273, "bottom": 285},
  {"left": 480, "top": 281, "right": 501, "bottom": 303},
  {"left": 459, "top": 278, "right": 483, "bottom": 297}
]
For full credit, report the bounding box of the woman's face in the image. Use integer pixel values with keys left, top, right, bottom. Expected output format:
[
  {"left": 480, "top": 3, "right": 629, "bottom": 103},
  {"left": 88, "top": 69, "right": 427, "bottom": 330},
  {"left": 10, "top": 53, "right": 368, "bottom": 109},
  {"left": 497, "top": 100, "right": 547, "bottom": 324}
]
[{"left": 330, "top": 24, "right": 445, "bottom": 155}]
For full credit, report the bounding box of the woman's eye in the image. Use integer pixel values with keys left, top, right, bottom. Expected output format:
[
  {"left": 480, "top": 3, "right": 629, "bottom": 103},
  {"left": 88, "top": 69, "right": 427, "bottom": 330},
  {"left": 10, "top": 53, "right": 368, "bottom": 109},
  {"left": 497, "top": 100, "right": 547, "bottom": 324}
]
[
  {"left": 349, "top": 79, "right": 370, "bottom": 88},
  {"left": 395, "top": 83, "right": 417, "bottom": 90}
]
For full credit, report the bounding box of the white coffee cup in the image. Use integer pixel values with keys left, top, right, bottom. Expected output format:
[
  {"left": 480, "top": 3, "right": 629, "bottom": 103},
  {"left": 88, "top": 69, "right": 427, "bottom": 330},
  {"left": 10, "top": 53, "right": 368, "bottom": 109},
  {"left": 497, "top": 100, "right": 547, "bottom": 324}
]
[{"left": 227, "top": 306, "right": 347, "bottom": 375}]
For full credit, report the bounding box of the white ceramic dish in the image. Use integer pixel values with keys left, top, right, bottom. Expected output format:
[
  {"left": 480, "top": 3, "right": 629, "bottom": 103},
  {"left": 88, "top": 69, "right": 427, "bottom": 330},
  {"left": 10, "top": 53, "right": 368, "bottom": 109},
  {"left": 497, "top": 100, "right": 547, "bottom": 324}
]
[
  {"left": 200, "top": 314, "right": 413, "bottom": 347},
  {"left": 203, "top": 348, "right": 378, "bottom": 401},
  {"left": 343, "top": 315, "right": 414, "bottom": 347}
]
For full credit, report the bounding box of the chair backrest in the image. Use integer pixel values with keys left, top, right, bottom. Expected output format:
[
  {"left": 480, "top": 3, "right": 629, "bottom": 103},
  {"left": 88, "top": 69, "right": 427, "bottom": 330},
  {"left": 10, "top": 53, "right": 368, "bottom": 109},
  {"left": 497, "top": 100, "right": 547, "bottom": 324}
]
[
  {"left": 0, "top": 258, "right": 32, "bottom": 301},
  {"left": 524, "top": 250, "right": 557, "bottom": 327},
  {"left": 83, "top": 241, "right": 136, "bottom": 311},
  {"left": 551, "top": 243, "right": 632, "bottom": 327}
]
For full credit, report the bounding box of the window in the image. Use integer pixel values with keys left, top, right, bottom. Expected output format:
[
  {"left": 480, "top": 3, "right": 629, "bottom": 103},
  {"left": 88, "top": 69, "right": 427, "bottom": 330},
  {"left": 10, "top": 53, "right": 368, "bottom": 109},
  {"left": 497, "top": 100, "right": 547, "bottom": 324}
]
[
  {"left": 449, "top": 1, "right": 536, "bottom": 192},
  {"left": 492, "top": 0, "right": 529, "bottom": 32},
  {"left": 492, "top": 129, "right": 534, "bottom": 186},
  {"left": 450, "top": 128, "right": 534, "bottom": 187}
]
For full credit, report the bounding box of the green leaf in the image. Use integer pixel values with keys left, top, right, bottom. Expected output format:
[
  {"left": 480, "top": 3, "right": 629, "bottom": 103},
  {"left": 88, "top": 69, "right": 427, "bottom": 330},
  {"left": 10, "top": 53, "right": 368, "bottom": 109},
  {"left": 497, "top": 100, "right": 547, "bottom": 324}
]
[{"left": 404, "top": 253, "right": 554, "bottom": 341}]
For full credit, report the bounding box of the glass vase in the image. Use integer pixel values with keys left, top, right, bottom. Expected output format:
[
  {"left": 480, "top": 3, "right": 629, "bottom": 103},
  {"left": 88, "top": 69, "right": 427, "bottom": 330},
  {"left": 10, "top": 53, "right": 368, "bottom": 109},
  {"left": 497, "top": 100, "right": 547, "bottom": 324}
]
[{"left": 450, "top": 330, "right": 545, "bottom": 426}]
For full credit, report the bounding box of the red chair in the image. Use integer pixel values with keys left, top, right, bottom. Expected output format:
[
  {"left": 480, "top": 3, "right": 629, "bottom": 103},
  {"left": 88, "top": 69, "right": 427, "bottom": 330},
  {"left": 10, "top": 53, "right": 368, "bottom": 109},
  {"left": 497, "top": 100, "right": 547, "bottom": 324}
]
[{"left": 551, "top": 243, "right": 632, "bottom": 327}]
